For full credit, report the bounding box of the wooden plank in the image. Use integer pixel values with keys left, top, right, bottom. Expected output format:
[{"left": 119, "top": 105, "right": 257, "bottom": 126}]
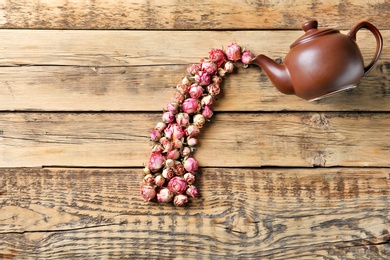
[
  {"left": 0, "top": 29, "right": 387, "bottom": 67},
  {"left": 0, "top": 168, "right": 389, "bottom": 259},
  {"left": 0, "top": 112, "right": 389, "bottom": 167},
  {"left": 0, "top": 0, "right": 388, "bottom": 30},
  {"left": 0, "top": 63, "right": 389, "bottom": 112}
]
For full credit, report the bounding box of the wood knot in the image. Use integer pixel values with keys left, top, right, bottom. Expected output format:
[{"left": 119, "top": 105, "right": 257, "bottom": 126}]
[{"left": 306, "top": 113, "right": 331, "bottom": 130}]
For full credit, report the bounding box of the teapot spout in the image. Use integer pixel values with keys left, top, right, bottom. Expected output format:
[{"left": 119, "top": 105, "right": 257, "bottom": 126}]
[{"left": 250, "top": 55, "right": 294, "bottom": 95}]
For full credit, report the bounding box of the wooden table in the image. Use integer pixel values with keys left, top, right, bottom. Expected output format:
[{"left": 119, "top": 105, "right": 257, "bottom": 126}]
[{"left": 0, "top": 1, "right": 389, "bottom": 259}]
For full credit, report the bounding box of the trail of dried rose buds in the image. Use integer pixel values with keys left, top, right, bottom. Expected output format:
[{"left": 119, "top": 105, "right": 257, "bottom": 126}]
[{"left": 140, "top": 43, "right": 254, "bottom": 206}]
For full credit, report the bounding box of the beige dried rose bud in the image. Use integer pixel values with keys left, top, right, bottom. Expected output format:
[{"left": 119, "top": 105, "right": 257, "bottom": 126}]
[
  {"left": 187, "top": 137, "right": 197, "bottom": 147},
  {"left": 184, "top": 172, "right": 195, "bottom": 185},
  {"left": 165, "top": 158, "right": 175, "bottom": 168},
  {"left": 224, "top": 61, "right": 234, "bottom": 73},
  {"left": 193, "top": 114, "right": 206, "bottom": 128},
  {"left": 157, "top": 187, "right": 174, "bottom": 203},
  {"left": 181, "top": 146, "right": 191, "bottom": 157},
  {"left": 143, "top": 167, "right": 151, "bottom": 175},
  {"left": 173, "top": 194, "right": 188, "bottom": 207},
  {"left": 143, "top": 174, "right": 155, "bottom": 185},
  {"left": 155, "top": 174, "right": 165, "bottom": 187},
  {"left": 182, "top": 76, "right": 192, "bottom": 86}
]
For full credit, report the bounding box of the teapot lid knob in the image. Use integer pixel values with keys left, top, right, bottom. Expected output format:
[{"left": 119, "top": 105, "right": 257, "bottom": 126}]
[{"left": 302, "top": 20, "right": 318, "bottom": 32}]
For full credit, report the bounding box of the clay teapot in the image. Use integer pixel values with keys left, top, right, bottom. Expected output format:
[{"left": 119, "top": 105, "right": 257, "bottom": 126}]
[{"left": 250, "top": 20, "right": 383, "bottom": 101}]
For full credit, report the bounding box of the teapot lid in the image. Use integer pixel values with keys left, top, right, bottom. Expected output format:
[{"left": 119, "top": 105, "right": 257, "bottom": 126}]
[{"left": 290, "top": 20, "right": 339, "bottom": 48}]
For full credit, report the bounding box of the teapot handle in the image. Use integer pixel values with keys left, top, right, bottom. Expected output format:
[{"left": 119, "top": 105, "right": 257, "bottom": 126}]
[{"left": 347, "top": 21, "right": 383, "bottom": 75}]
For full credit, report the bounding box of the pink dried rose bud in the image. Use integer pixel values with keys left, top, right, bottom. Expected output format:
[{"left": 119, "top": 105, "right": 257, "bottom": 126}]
[
  {"left": 143, "top": 174, "right": 155, "bottom": 185},
  {"left": 151, "top": 143, "right": 164, "bottom": 153},
  {"left": 207, "top": 83, "right": 221, "bottom": 96},
  {"left": 224, "top": 61, "right": 234, "bottom": 73},
  {"left": 164, "top": 123, "right": 185, "bottom": 140},
  {"left": 241, "top": 50, "right": 254, "bottom": 65},
  {"left": 155, "top": 174, "right": 165, "bottom": 187},
  {"left": 202, "top": 105, "right": 213, "bottom": 118},
  {"left": 186, "top": 124, "right": 200, "bottom": 137},
  {"left": 193, "top": 114, "right": 206, "bottom": 128},
  {"left": 181, "top": 146, "right": 191, "bottom": 157},
  {"left": 174, "top": 161, "right": 186, "bottom": 176},
  {"left": 172, "top": 91, "right": 185, "bottom": 103},
  {"left": 148, "top": 152, "right": 165, "bottom": 172},
  {"left": 176, "top": 113, "right": 190, "bottom": 127},
  {"left": 189, "top": 83, "right": 204, "bottom": 99},
  {"left": 186, "top": 185, "right": 199, "bottom": 198},
  {"left": 187, "top": 137, "right": 197, "bottom": 147},
  {"left": 184, "top": 157, "right": 199, "bottom": 172},
  {"left": 162, "top": 140, "right": 173, "bottom": 153},
  {"left": 195, "top": 70, "right": 211, "bottom": 86},
  {"left": 182, "top": 76, "right": 192, "bottom": 86},
  {"left": 162, "top": 111, "right": 175, "bottom": 123},
  {"left": 201, "top": 60, "right": 218, "bottom": 75},
  {"left": 167, "top": 149, "right": 180, "bottom": 160},
  {"left": 140, "top": 185, "right": 157, "bottom": 202},
  {"left": 184, "top": 172, "right": 195, "bottom": 185},
  {"left": 187, "top": 63, "right": 201, "bottom": 75},
  {"left": 181, "top": 98, "right": 200, "bottom": 114},
  {"left": 173, "top": 194, "right": 188, "bottom": 207},
  {"left": 201, "top": 95, "right": 213, "bottom": 107},
  {"left": 166, "top": 103, "right": 179, "bottom": 114},
  {"left": 168, "top": 176, "right": 187, "bottom": 194},
  {"left": 212, "top": 75, "right": 222, "bottom": 84},
  {"left": 208, "top": 48, "right": 227, "bottom": 67},
  {"left": 176, "top": 83, "right": 190, "bottom": 94},
  {"left": 157, "top": 187, "right": 174, "bottom": 203},
  {"left": 155, "top": 122, "right": 167, "bottom": 132},
  {"left": 226, "top": 43, "right": 241, "bottom": 61},
  {"left": 162, "top": 167, "right": 175, "bottom": 180},
  {"left": 150, "top": 130, "right": 162, "bottom": 142}
]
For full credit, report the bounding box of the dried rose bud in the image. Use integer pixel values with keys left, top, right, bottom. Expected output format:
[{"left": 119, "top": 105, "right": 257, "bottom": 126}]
[
  {"left": 155, "top": 174, "right": 165, "bottom": 187},
  {"left": 186, "top": 124, "right": 200, "bottom": 138},
  {"left": 174, "top": 161, "right": 186, "bottom": 176},
  {"left": 157, "top": 187, "right": 174, "bottom": 203},
  {"left": 212, "top": 75, "right": 222, "bottom": 84},
  {"left": 165, "top": 158, "right": 175, "bottom": 168},
  {"left": 151, "top": 143, "right": 164, "bottom": 153},
  {"left": 140, "top": 185, "right": 157, "bottom": 202},
  {"left": 224, "top": 61, "right": 234, "bottom": 73},
  {"left": 187, "top": 63, "right": 200, "bottom": 75},
  {"left": 195, "top": 70, "right": 211, "bottom": 86},
  {"left": 208, "top": 48, "right": 227, "bottom": 67},
  {"left": 173, "top": 91, "right": 185, "bottom": 103},
  {"left": 202, "top": 105, "right": 213, "bottom": 118},
  {"left": 162, "top": 167, "right": 175, "bottom": 180},
  {"left": 167, "top": 149, "right": 180, "bottom": 160},
  {"left": 181, "top": 146, "right": 191, "bottom": 157},
  {"left": 143, "top": 174, "right": 155, "bottom": 185},
  {"left": 186, "top": 185, "right": 199, "bottom": 198},
  {"left": 148, "top": 152, "right": 165, "bottom": 172},
  {"left": 226, "top": 43, "right": 241, "bottom": 61},
  {"left": 172, "top": 139, "right": 183, "bottom": 149},
  {"left": 176, "top": 83, "right": 190, "bottom": 95},
  {"left": 241, "top": 50, "right": 254, "bottom": 65},
  {"left": 187, "top": 137, "right": 197, "bottom": 147},
  {"left": 164, "top": 123, "right": 185, "bottom": 140},
  {"left": 189, "top": 83, "right": 204, "bottom": 99},
  {"left": 201, "top": 60, "right": 218, "bottom": 75},
  {"left": 162, "top": 141, "right": 173, "bottom": 153},
  {"left": 173, "top": 194, "right": 188, "bottom": 207},
  {"left": 201, "top": 95, "right": 213, "bottom": 107},
  {"left": 176, "top": 113, "right": 190, "bottom": 127},
  {"left": 159, "top": 136, "right": 170, "bottom": 146},
  {"left": 184, "top": 172, "right": 195, "bottom": 185},
  {"left": 182, "top": 76, "right": 192, "bottom": 86},
  {"left": 143, "top": 167, "right": 151, "bottom": 175},
  {"left": 162, "top": 111, "right": 175, "bottom": 123},
  {"left": 193, "top": 114, "right": 206, "bottom": 128},
  {"left": 181, "top": 98, "right": 200, "bottom": 114},
  {"left": 207, "top": 83, "right": 220, "bottom": 96},
  {"left": 155, "top": 122, "right": 167, "bottom": 132},
  {"left": 184, "top": 157, "right": 198, "bottom": 172},
  {"left": 166, "top": 103, "right": 179, "bottom": 114},
  {"left": 168, "top": 176, "right": 187, "bottom": 194},
  {"left": 218, "top": 68, "right": 226, "bottom": 77},
  {"left": 150, "top": 129, "right": 162, "bottom": 142}
]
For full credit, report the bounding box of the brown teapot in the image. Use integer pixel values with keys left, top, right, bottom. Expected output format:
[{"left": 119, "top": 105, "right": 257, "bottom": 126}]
[{"left": 250, "top": 20, "right": 383, "bottom": 101}]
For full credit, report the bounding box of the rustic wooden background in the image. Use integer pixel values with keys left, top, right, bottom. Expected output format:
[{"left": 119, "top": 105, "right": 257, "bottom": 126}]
[{"left": 0, "top": 1, "right": 389, "bottom": 259}]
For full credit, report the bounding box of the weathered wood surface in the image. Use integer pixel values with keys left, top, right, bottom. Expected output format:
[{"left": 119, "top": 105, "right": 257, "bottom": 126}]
[
  {"left": 0, "top": 168, "right": 389, "bottom": 259},
  {"left": 0, "top": 30, "right": 388, "bottom": 112},
  {"left": 0, "top": 112, "right": 389, "bottom": 168},
  {"left": 0, "top": 0, "right": 388, "bottom": 30}
]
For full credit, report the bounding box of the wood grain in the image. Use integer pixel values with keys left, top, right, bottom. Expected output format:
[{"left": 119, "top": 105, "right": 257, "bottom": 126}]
[
  {"left": 0, "top": 112, "right": 389, "bottom": 168},
  {"left": 0, "top": 0, "right": 388, "bottom": 30},
  {"left": 0, "top": 168, "right": 389, "bottom": 259},
  {"left": 0, "top": 62, "right": 389, "bottom": 112}
]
